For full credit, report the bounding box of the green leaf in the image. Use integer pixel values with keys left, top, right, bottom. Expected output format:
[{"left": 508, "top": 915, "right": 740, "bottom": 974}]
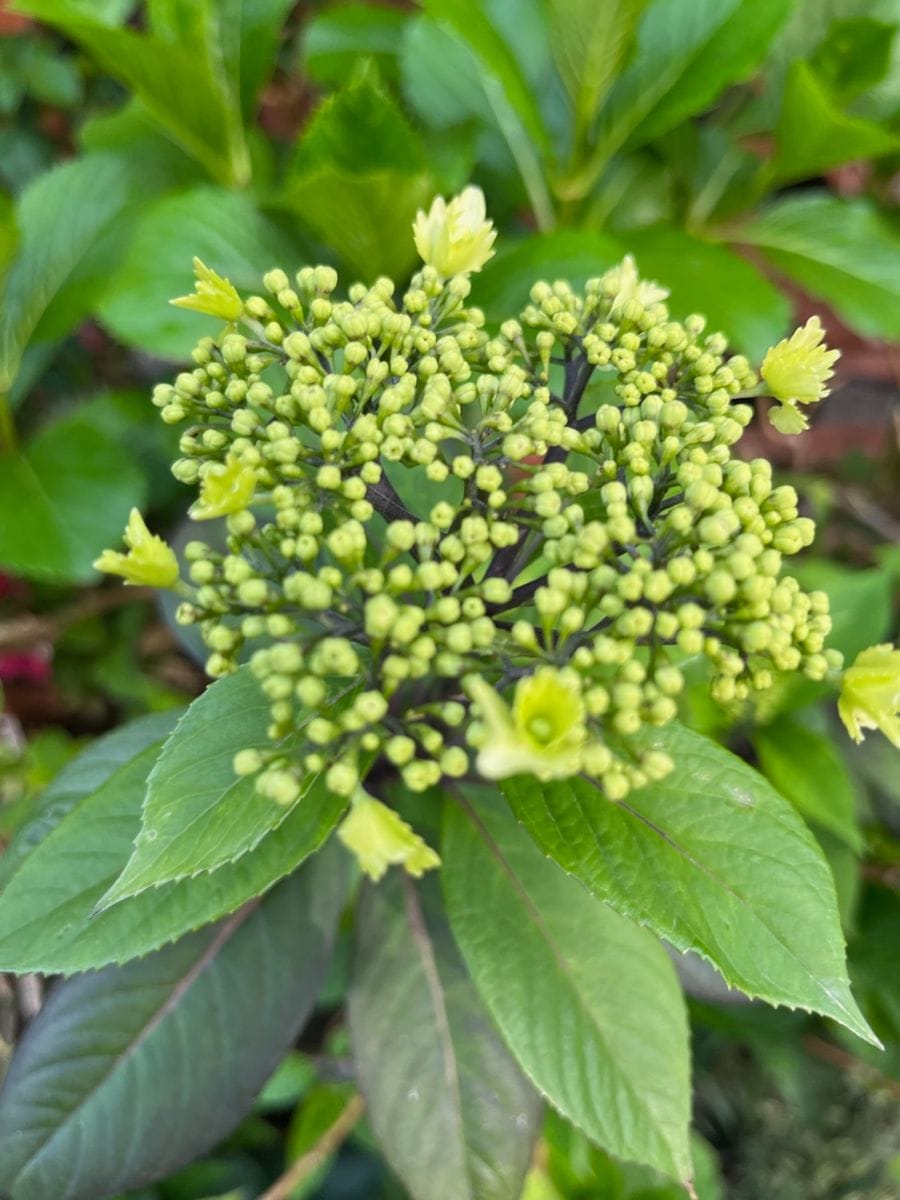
[
  {"left": 753, "top": 718, "right": 863, "bottom": 852},
  {"left": 0, "top": 853, "right": 346, "bottom": 1200},
  {"left": 0, "top": 729, "right": 345, "bottom": 975},
  {"left": 0, "top": 154, "right": 133, "bottom": 391},
  {"left": 502, "top": 724, "right": 876, "bottom": 1045},
  {"left": 443, "top": 788, "right": 692, "bottom": 1182},
  {"left": 573, "top": 0, "right": 788, "bottom": 190},
  {"left": 624, "top": 225, "right": 791, "bottom": 361},
  {"left": 770, "top": 61, "right": 900, "bottom": 185},
  {"left": 812, "top": 17, "right": 898, "bottom": 101},
  {"left": 737, "top": 193, "right": 900, "bottom": 341},
  {"left": 101, "top": 668, "right": 317, "bottom": 905},
  {"left": 304, "top": 3, "right": 408, "bottom": 85},
  {"left": 97, "top": 186, "right": 304, "bottom": 358},
  {"left": 349, "top": 870, "right": 541, "bottom": 1200},
  {"left": 0, "top": 408, "right": 146, "bottom": 584},
  {"left": 546, "top": 0, "right": 648, "bottom": 141}
]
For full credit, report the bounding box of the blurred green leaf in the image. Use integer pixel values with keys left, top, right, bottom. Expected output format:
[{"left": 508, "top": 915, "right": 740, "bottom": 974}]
[
  {"left": 0, "top": 861, "right": 345, "bottom": 1200},
  {"left": 0, "top": 154, "right": 133, "bottom": 391},
  {"left": 283, "top": 1083, "right": 359, "bottom": 1199},
  {"left": 811, "top": 17, "right": 898, "bottom": 100},
  {"left": 753, "top": 717, "right": 863, "bottom": 851},
  {"left": 443, "top": 788, "right": 692, "bottom": 1182},
  {"left": 97, "top": 186, "right": 303, "bottom": 358},
  {"left": 14, "top": 0, "right": 249, "bottom": 184},
  {"left": 738, "top": 193, "right": 900, "bottom": 341},
  {"left": 255, "top": 1052, "right": 316, "bottom": 1114},
  {"left": 282, "top": 68, "right": 434, "bottom": 279},
  {"left": 788, "top": 560, "right": 894, "bottom": 661},
  {"left": 304, "top": 4, "right": 407, "bottom": 85},
  {"left": 770, "top": 60, "right": 900, "bottom": 185},
  {"left": 0, "top": 407, "right": 146, "bottom": 583},
  {"left": 79, "top": 100, "right": 206, "bottom": 192},
  {"left": 546, "top": 0, "right": 648, "bottom": 145}
]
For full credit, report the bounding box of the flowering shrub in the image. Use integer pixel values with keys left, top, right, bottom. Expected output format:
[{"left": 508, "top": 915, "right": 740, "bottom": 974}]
[{"left": 0, "top": 191, "right": 897, "bottom": 1200}]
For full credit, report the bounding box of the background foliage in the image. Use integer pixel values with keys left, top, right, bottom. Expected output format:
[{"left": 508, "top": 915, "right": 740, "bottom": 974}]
[{"left": 0, "top": 1, "right": 899, "bottom": 1198}]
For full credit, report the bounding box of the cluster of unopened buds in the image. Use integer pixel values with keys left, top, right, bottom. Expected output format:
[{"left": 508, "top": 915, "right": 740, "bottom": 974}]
[{"left": 97, "top": 186, "right": 900, "bottom": 880}]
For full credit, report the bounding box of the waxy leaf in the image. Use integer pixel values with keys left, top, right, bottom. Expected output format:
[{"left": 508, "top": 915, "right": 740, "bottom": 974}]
[
  {"left": 349, "top": 871, "right": 541, "bottom": 1200},
  {"left": 0, "top": 852, "right": 347, "bottom": 1200},
  {"left": 502, "top": 723, "right": 876, "bottom": 1045},
  {"left": 443, "top": 788, "right": 692, "bottom": 1183}
]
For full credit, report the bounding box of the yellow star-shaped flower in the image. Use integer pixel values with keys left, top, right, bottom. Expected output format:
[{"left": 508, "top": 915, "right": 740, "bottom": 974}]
[
  {"left": 94, "top": 508, "right": 179, "bottom": 588},
  {"left": 337, "top": 790, "right": 441, "bottom": 882},
  {"left": 761, "top": 316, "right": 840, "bottom": 435},
  {"left": 190, "top": 454, "right": 257, "bottom": 521},
  {"left": 170, "top": 257, "right": 243, "bottom": 322},
  {"left": 839, "top": 643, "right": 900, "bottom": 749},
  {"left": 467, "top": 667, "right": 589, "bottom": 781},
  {"left": 413, "top": 186, "right": 496, "bottom": 278},
  {"left": 607, "top": 255, "right": 669, "bottom": 317}
]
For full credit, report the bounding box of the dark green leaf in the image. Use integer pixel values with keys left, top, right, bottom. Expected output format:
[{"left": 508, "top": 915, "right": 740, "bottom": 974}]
[
  {"left": 443, "top": 788, "right": 692, "bottom": 1182},
  {"left": 97, "top": 186, "right": 304, "bottom": 358},
  {"left": 101, "top": 668, "right": 315, "bottom": 904},
  {"left": 811, "top": 17, "right": 898, "bottom": 102},
  {"left": 502, "top": 724, "right": 876, "bottom": 1044},
  {"left": 738, "top": 193, "right": 900, "bottom": 341},
  {"left": 304, "top": 4, "right": 408, "bottom": 86},
  {"left": 0, "top": 409, "right": 146, "bottom": 583},
  {"left": 753, "top": 718, "right": 863, "bottom": 851},
  {"left": 770, "top": 61, "right": 900, "bottom": 185},
  {"left": 0, "top": 853, "right": 346, "bottom": 1200},
  {"left": 0, "top": 727, "right": 345, "bottom": 974},
  {"left": 349, "top": 870, "right": 541, "bottom": 1200}
]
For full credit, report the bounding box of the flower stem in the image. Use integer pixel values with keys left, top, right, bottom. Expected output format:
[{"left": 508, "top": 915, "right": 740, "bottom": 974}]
[{"left": 258, "top": 1092, "right": 366, "bottom": 1200}]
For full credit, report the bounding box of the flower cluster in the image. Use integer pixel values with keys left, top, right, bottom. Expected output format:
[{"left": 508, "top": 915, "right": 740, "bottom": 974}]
[{"left": 98, "top": 188, "right": 857, "bottom": 879}]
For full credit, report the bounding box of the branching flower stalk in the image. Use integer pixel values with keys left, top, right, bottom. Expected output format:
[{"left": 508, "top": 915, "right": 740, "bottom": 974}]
[{"left": 98, "top": 188, "right": 872, "bottom": 881}]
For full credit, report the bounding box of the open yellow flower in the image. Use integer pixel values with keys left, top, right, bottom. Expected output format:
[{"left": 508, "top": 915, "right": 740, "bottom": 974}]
[
  {"left": 170, "top": 257, "right": 243, "bottom": 322},
  {"left": 190, "top": 454, "right": 257, "bottom": 520},
  {"left": 761, "top": 316, "right": 840, "bottom": 435},
  {"left": 838, "top": 643, "right": 900, "bottom": 749},
  {"left": 94, "top": 508, "right": 179, "bottom": 588},
  {"left": 337, "top": 790, "right": 441, "bottom": 882},
  {"left": 467, "top": 667, "right": 588, "bottom": 781},
  {"left": 607, "top": 255, "right": 669, "bottom": 317},
  {"left": 413, "top": 186, "right": 496, "bottom": 277}
]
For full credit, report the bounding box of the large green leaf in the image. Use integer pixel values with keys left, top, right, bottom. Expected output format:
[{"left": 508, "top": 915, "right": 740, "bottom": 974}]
[
  {"left": 0, "top": 730, "right": 344, "bottom": 975},
  {"left": 97, "top": 186, "right": 303, "bottom": 358},
  {"left": 770, "top": 60, "right": 900, "bottom": 184},
  {"left": 13, "top": 0, "right": 248, "bottom": 185},
  {"left": 0, "top": 408, "right": 146, "bottom": 584},
  {"left": 349, "top": 872, "right": 541, "bottom": 1200},
  {"left": 571, "top": 0, "right": 788, "bottom": 190},
  {"left": 502, "top": 724, "right": 876, "bottom": 1045},
  {"left": 101, "top": 668, "right": 313, "bottom": 905},
  {"left": 737, "top": 193, "right": 900, "bottom": 341},
  {"left": 303, "top": 3, "right": 408, "bottom": 85},
  {"left": 624, "top": 225, "right": 791, "bottom": 360},
  {"left": 753, "top": 718, "right": 863, "bottom": 852},
  {"left": 546, "top": 0, "right": 648, "bottom": 144},
  {"left": 443, "top": 788, "right": 692, "bottom": 1183},
  {"left": 0, "top": 853, "right": 346, "bottom": 1200},
  {"left": 0, "top": 154, "right": 133, "bottom": 391}
]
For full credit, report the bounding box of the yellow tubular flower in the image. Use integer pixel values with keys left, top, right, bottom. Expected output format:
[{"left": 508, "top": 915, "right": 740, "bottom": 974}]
[
  {"left": 838, "top": 643, "right": 900, "bottom": 749},
  {"left": 190, "top": 454, "right": 257, "bottom": 520},
  {"left": 337, "top": 790, "right": 441, "bottom": 881},
  {"left": 413, "top": 186, "right": 496, "bottom": 277},
  {"left": 467, "top": 667, "right": 588, "bottom": 781},
  {"left": 94, "top": 508, "right": 179, "bottom": 588},
  {"left": 761, "top": 316, "right": 840, "bottom": 435},
  {"left": 170, "top": 256, "right": 243, "bottom": 322}
]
